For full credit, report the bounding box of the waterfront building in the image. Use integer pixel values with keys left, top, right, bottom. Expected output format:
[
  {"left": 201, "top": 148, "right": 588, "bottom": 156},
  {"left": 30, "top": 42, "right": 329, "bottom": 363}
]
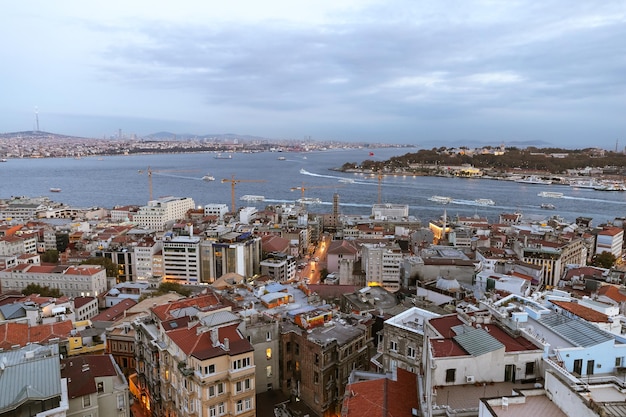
[
  {"left": 371, "top": 203, "right": 409, "bottom": 220},
  {"left": 132, "top": 196, "right": 195, "bottom": 231},
  {"left": 204, "top": 203, "right": 229, "bottom": 221}
]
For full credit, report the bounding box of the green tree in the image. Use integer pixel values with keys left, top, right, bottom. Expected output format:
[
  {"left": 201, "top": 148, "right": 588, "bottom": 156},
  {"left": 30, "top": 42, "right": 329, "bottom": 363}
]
[
  {"left": 41, "top": 249, "right": 59, "bottom": 263},
  {"left": 155, "top": 282, "right": 192, "bottom": 297},
  {"left": 591, "top": 251, "right": 617, "bottom": 269},
  {"left": 81, "top": 257, "right": 119, "bottom": 279},
  {"left": 55, "top": 232, "right": 69, "bottom": 252},
  {"left": 23, "top": 283, "right": 63, "bottom": 297}
]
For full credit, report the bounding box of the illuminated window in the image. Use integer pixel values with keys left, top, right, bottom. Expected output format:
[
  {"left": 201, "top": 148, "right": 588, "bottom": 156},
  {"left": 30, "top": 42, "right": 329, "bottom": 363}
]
[{"left": 266, "top": 348, "right": 272, "bottom": 360}]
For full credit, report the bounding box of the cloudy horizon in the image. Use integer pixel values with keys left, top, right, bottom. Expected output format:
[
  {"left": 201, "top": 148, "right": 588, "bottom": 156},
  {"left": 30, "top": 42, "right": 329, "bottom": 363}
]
[{"left": 1, "top": 1, "right": 625, "bottom": 148}]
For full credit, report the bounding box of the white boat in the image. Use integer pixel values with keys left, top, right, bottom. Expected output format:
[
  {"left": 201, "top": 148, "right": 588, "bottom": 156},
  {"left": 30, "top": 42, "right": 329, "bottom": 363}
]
[
  {"left": 428, "top": 195, "right": 452, "bottom": 204},
  {"left": 49, "top": 188, "right": 62, "bottom": 192},
  {"left": 541, "top": 203, "right": 556, "bottom": 210},
  {"left": 474, "top": 198, "right": 495, "bottom": 206},
  {"left": 297, "top": 197, "right": 322, "bottom": 204},
  {"left": 538, "top": 191, "right": 564, "bottom": 198},
  {"left": 214, "top": 153, "right": 232, "bottom": 159},
  {"left": 240, "top": 195, "right": 265, "bottom": 201},
  {"left": 0, "top": 158, "right": 7, "bottom": 162},
  {"left": 338, "top": 178, "right": 355, "bottom": 184},
  {"left": 593, "top": 182, "right": 626, "bottom": 191},
  {"left": 202, "top": 174, "right": 215, "bottom": 181},
  {"left": 515, "top": 175, "right": 553, "bottom": 185},
  {"left": 569, "top": 179, "right": 601, "bottom": 189},
  {"left": 277, "top": 156, "right": 286, "bottom": 161}
]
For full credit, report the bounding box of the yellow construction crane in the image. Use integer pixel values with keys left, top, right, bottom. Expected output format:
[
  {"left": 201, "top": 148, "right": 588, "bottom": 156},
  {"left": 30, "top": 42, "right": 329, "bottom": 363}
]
[
  {"left": 290, "top": 182, "right": 343, "bottom": 205},
  {"left": 138, "top": 166, "right": 200, "bottom": 201},
  {"left": 221, "top": 175, "right": 266, "bottom": 213}
]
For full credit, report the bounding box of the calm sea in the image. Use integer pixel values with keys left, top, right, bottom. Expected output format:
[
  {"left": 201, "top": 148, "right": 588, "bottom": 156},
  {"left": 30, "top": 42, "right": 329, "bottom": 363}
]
[{"left": 1, "top": 148, "right": 625, "bottom": 224}]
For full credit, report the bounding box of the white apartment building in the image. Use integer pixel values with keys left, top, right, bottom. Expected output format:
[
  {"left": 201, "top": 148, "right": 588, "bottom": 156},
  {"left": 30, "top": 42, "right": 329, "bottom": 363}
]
[
  {"left": 361, "top": 243, "right": 403, "bottom": 292},
  {"left": 163, "top": 235, "right": 201, "bottom": 284},
  {"left": 133, "top": 238, "right": 163, "bottom": 282},
  {"left": 371, "top": 203, "right": 409, "bottom": 220},
  {"left": 596, "top": 226, "right": 624, "bottom": 258},
  {"left": 204, "top": 203, "right": 229, "bottom": 221},
  {"left": 239, "top": 207, "right": 257, "bottom": 224},
  {"left": 0, "top": 264, "right": 108, "bottom": 297},
  {"left": 0, "top": 234, "right": 38, "bottom": 256},
  {"left": 132, "top": 196, "right": 195, "bottom": 231}
]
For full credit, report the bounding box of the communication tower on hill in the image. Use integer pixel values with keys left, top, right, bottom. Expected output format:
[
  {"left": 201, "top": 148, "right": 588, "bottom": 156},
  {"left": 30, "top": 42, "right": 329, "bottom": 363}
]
[{"left": 34, "top": 107, "right": 40, "bottom": 132}]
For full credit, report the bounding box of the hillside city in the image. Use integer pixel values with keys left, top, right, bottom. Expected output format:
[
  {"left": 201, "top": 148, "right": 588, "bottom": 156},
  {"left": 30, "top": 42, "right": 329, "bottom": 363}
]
[{"left": 2, "top": 141, "right": 626, "bottom": 417}]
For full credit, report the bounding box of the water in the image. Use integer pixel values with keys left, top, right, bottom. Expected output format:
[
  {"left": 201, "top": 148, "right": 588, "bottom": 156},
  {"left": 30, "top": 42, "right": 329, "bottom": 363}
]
[{"left": 1, "top": 148, "right": 625, "bottom": 224}]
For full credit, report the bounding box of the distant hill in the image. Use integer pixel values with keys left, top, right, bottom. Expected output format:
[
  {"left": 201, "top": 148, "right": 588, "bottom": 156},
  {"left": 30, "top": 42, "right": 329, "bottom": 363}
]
[
  {"left": 0, "top": 130, "right": 86, "bottom": 139},
  {"left": 145, "top": 132, "right": 268, "bottom": 142}
]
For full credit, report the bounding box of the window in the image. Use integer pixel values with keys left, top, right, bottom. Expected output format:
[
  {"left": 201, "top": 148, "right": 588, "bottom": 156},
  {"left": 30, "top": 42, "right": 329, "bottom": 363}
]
[
  {"left": 445, "top": 368, "right": 456, "bottom": 383},
  {"left": 314, "top": 372, "right": 319, "bottom": 384},
  {"left": 209, "top": 405, "right": 217, "bottom": 417},
  {"left": 266, "top": 348, "right": 272, "bottom": 360},
  {"left": 233, "top": 357, "right": 251, "bottom": 370},
  {"left": 616, "top": 357, "right": 622, "bottom": 367},
  {"left": 97, "top": 382, "right": 104, "bottom": 393},
  {"left": 407, "top": 346, "right": 416, "bottom": 359},
  {"left": 204, "top": 364, "right": 216, "bottom": 374},
  {"left": 217, "top": 382, "right": 224, "bottom": 395},
  {"left": 83, "top": 395, "right": 91, "bottom": 407},
  {"left": 266, "top": 331, "right": 271, "bottom": 341},
  {"left": 236, "top": 400, "right": 243, "bottom": 413},
  {"left": 295, "top": 343, "right": 300, "bottom": 355},
  {"left": 218, "top": 402, "right": 225, "bottom": 416},
  {"left": 525, "top": 361, "right": 535, "bottom": 376},
  {"left": 389, "top": 340, "right": 398, "bottom": 352},
  {"left": 266, "top": 365, "right": 273, "bottom": 377}
]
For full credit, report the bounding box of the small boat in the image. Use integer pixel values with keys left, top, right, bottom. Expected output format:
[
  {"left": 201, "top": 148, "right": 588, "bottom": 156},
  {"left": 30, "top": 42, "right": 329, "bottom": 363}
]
[
  {"left": 0, "top": 158, "right": 7, "bottom": 162},
  {"left": 541, "top": 203, "right": 556, "bottom": 210},
  {"left": 515, "top": 175, "right": 553, "bottom": 185},
  {"left": 338, "top": 178, "right": 355, "bottom": 184},
  {"left": 428, "top": 195, "right": 452, "bottom": 204},
  {"left": 475, "top": 198, "right": 495, "bottom": 206},
  {"left": 538, "top": 191, "right": 564, "bottom": 198},
  {"left": 49, "top": 188, "right": 62, "bottom": 192},
  {"left": 202, "top": 174, "right": 215, "bottom": 182},
  {"left": 214, "top": 153, "right": 233, "bottom": 159},
  {"left": 277, "top": 156, "right": 286, "bottom": 161}
]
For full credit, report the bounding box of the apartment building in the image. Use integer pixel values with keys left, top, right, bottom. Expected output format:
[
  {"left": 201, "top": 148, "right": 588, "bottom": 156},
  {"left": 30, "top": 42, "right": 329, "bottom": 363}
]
[
  {"left": 200, "top": 233, "right": 261, "bottom": 283},
  {"left": 162, "top": 235, "right": 201, "bottom": 284},
  {"left": 0, "top": 264, "right": 108, "bottom": 297},
  {"left": 132, "top": 197, "right": 195, "bottom": 231},
  {"left": 361, "top": 242, "right": 403, "bottom": 292}
]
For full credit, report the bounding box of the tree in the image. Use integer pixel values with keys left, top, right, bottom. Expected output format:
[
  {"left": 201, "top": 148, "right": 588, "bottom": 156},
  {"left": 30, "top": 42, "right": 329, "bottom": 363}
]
[
  {"left": 81, "top": 257, "right": 119, "bottom": 279},
  {"left": 23, "top": 283, "right": 63, "bottom": 297},
  {"left": 41, "top": 249, "right": 59, "bottom": 263},
  {"left": 155, "top": 282, "right": 192, "bottom": 297},
  {"left": 591, "top": 251, "right": 617, "bottom": 269},
  {"left": 55, "top": 232, "right": 69, "bottom": 252}
]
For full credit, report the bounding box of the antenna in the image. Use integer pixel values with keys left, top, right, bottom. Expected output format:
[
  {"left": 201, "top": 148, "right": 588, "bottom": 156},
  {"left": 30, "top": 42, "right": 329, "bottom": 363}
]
[{"left": 34, "top": 107, "right": 40, "bottom": 132}]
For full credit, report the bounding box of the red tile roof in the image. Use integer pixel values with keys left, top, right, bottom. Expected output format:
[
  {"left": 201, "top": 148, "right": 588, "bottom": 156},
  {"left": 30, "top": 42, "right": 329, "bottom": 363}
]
[
  {"left": 343, "top": 368, "right": 418, "bottom": 417},
  {"left": 0, "top": 320, "right": 73, "bottom": 349},
  {"left": 167, "top": 322, "right": 253, "bottom": 360},
  {"left": 598, "top": 285, "right": 626, "bottom": 303},
  {"left": 91, "top": 299, "right": 137, "bottom": 322},
  {"left": 151, "top": 293, "right": 223, "bottom": 321},
  {"left": 550, "top": 300, "right": 610, "bottom": 323},
  {"left": 61, "top": 354, "right": 118, "bottom": 399}
]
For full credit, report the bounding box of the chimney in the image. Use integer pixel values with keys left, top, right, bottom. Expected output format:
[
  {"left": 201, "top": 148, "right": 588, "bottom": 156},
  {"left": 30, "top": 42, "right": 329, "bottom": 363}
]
[
  {"left": 223, "top": 338, "right": 229, "bottom": 351},
  {"left": 210, "top": 328, "right": 219, "bottom": 347}
]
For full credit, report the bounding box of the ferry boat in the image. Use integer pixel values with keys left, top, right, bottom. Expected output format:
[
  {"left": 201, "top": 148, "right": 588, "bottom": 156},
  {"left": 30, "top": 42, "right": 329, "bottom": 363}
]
[
  {"left": 240, "top": 195, "right": 265, "bottom": 201},
  {"left": 474, "top": 198, "right": 495, "bottom": 206},
  {"left": 428, "top": 195, "right": 452, "bottom": 204},
  {"left": 538, "top": 191, "right": 564, "bottom": 198},
  {"left": 515, "top": 175, "right": 553, "bottom": 185},
  {"left": 541, "top": 203, "right": 556, "bottom": 210},
  {"left": 297, "top": 197, "right": 322, "bottom": 204},
  {"left": 202, "top": 174, "right": 215, "bottom": 181},
  {"left": 49, "top": 188, "right": 62, "bottom": 192}
]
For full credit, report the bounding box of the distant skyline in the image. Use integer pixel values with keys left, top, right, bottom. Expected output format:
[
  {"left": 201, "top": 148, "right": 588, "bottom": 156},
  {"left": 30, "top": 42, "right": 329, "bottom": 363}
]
[{"left": 1, "top": 1, "right": 624, "bottom": 148}]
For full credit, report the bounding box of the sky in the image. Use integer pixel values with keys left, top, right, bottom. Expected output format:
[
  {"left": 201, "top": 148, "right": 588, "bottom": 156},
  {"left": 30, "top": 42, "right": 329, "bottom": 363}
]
[{"left": 1, "top": 1, "right": 625, "bottom": 148}]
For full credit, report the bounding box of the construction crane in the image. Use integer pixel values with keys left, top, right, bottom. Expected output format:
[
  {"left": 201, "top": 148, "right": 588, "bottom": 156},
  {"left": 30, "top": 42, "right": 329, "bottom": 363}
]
[
  {"left": 221, "top": 175, "right": 266, "bottom": 213},
  {"left": 138, "top": 166, "right": 200, "bottom": 201},
  {"left": 290, "top": 182, "right": 343, "bottom": 205}
]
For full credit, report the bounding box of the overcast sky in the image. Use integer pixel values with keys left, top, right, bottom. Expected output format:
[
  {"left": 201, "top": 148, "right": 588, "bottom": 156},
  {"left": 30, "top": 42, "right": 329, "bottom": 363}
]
[{"left": 1, "top": 1, "right": 625, "bottom": 148}]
